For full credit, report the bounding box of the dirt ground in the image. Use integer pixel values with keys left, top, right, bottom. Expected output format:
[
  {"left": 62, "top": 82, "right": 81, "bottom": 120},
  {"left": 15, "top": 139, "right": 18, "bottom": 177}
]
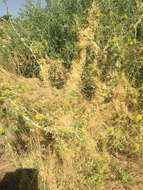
[
  {"left": 0, "top": 138, "right": 38, "bottom": 190},
  {"left": 1, "top": 137, "right": 143, "bottom": 190},
  {"left": 0, "top": 138, "right": 16, "bottom": 179},
  {"left": 103, "top": 157, "right": 143, "bottom": 190}
]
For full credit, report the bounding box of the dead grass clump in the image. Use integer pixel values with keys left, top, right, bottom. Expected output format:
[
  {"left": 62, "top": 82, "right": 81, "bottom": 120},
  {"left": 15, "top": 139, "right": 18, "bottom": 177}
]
[
  {"left": 48, "top": 60, "right": 68, "bottom": 89},
  {"left": 1, "top": 59, "right": 143, "bottom": 190},
  {"left": 8, "top": 48, "right": 41, "bottom": 78}
]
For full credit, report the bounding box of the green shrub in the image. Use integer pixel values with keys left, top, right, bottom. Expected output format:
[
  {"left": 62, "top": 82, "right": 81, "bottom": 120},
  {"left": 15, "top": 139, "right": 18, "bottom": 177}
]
[
  {"left": 94, "top": 0, "right": 143, "bottom": 88},
  {"left": 17, "top": 0, "right": 93, "bottom": 64}
]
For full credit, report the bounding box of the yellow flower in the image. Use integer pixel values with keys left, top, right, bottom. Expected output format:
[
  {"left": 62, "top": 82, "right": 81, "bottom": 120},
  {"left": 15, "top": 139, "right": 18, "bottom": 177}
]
[
  {"left": 96, "top": 13, "right": 100, "bottom": 17},
  {"left": 137, "top": 114, "right": 142, "bottom": 121},
  {"left": 22, "top": 87, "right": 28, "bottom": 92},
  {"left": 49, "top": 173, "right": 55, "bottom": 178},
  {"left": 105, "top": 26, "right": 110, "bottom": 29},
  {"left": 109, "top": 127, "right": 113, "bottom": 132},
  {"left": 35, "top": 114, "right": 40, "bottom": 120},
  {"left": 0, "top": 127, "right": 4, "bottom": 135},
  {"left": 124, "top": 15, "right": 128, "bottom": 19},
  {"left": 4, "top": 89, "right": 10, "bottom": 94},
  {"left": 69, "top": 152, "right": 73, "bottom": 157},
  {"left": 81, "top": 128, "right": 86, "bottom": 134},
  {"left": 129, "top": 41, "right": 133, "bottom": 45},
  {"left": 43, "top": 40, "right": 48, "bottom": 47},
  {"left": 124, "top": 9, "right": 127, "bottom": 12},
  {"left": 112, "top": 38, "right": 117, "bottom": 43}
]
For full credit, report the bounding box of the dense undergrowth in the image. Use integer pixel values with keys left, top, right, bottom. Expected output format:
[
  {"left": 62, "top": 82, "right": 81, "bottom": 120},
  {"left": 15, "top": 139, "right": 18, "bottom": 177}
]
[{"left": 0, "top": 0, "right": 143, "bottom": 189}]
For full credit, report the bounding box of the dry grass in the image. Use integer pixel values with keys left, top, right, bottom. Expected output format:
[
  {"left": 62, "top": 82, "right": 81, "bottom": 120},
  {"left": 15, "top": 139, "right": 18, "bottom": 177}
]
[
  {"left": 1, "top": 1, "right": 143, "bottom": 190},
  {"left": 0, "top": 55, "right": 143, "bottom": 190}
]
